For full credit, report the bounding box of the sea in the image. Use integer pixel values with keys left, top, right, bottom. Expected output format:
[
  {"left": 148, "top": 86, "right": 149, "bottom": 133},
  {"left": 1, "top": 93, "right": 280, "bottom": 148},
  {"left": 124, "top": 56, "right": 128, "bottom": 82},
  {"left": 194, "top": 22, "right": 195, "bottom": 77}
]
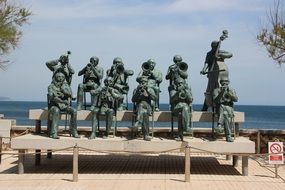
[{"left": 0, "top": 101, "right": 284, "bottom": 130}]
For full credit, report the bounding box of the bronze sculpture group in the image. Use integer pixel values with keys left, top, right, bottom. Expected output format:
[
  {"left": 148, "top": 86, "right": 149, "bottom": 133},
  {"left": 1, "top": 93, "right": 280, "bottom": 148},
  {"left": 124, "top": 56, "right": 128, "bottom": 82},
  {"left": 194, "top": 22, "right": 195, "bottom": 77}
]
[{"left": 46, "top": 31, "right": 238, "bottom": 142}]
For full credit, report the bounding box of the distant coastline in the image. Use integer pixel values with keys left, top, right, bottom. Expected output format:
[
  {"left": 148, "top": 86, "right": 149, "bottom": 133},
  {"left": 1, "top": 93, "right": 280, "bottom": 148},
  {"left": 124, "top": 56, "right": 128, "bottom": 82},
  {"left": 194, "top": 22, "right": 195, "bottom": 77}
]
[{"left": 0, "top": 96, "right": 11, "bottom": 101}]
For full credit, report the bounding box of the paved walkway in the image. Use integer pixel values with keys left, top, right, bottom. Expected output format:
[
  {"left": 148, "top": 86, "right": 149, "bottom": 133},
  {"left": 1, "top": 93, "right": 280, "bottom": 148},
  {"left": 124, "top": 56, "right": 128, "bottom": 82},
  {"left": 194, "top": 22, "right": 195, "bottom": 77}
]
[{"left": 0, "top": 151, "right": 284, "bottom": 190}]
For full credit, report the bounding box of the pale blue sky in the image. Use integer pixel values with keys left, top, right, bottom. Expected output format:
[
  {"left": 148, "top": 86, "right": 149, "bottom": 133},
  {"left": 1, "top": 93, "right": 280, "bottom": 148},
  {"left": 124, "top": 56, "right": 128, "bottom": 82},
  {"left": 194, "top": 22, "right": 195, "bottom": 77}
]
[{"left": 1, "top": 0, "right": 285, "bottom": 105}]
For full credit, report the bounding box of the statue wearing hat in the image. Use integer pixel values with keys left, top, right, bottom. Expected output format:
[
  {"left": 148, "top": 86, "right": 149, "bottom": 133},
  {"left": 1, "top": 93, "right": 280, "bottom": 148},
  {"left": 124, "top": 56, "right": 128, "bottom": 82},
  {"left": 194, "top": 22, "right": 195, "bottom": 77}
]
[
  {"left": 169, "top": 76, "right": 193, "bottom": 141},
  {"left": 107, "top": 57, "right": 134, "bottom": 111},
  {"left": 76, "top": 56, "right": 104, "bottom": 110},
  {"left": 47, "top": 72, "right": 79, "bottom": 139},
  {"left": 89, "top": 77, "right": 122, "bottom": 139},
  {"left": 137, "top": 59, "right": 162, "bottom": 111},
  {"left": 200, "top": 31, "right": 233, "bottom": 111},
  {"left": 46, "top": 51, "right": 74, "bottom": 85},
  {"left": 213, "top": 79, "right": 238, "bottom": 142},
  {"left": 132, "top": 77, "right": 157, "bottom": 141}
]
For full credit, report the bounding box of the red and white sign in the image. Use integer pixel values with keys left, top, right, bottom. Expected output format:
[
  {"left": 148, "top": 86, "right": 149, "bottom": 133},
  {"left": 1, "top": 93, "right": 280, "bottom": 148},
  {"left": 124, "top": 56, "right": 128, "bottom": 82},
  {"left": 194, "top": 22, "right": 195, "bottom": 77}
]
[{"left": 268, "top": 142, "right": 284, "bottom": 165}]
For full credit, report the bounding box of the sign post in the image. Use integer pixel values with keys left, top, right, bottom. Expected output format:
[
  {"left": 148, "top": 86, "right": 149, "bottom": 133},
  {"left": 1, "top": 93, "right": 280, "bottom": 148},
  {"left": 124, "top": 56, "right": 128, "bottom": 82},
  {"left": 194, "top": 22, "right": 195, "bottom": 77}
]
[{"left": 268, "top": 142, "right": 284, "bottom": 178}]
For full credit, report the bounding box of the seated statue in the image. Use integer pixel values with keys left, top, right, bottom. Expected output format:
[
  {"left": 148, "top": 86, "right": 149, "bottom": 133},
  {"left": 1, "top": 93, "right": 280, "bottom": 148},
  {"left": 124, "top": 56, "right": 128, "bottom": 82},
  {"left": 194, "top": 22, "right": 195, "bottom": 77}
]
[
  {"left": 137, "top": 59, "right": 162, "bottom": 111},
  {"left": 46, "top": 52, "right": 74, "bottom": 85},
  {"left": 166, "top": 55, "right": 188, "bottom": 94},
  {"left": 89, "top": 77, "right": 122, "bottom": 139},
  {"left": 170, "top": 78, "right": 193, "bottom": 141},
  {"left": 107, "top": 57, "right": 134, "bottom": 111},
  {"left": 77, "top": 56, "right": 103, "bottom": 110},
  {"left": 213, "top": 79, "right": 238, "bottom": 142},
  {"left": 47, "top": 72, "right": 79, "bottom": 139},
  {"left": 132, "top": 78, "right": 157, "bottom": 141}
]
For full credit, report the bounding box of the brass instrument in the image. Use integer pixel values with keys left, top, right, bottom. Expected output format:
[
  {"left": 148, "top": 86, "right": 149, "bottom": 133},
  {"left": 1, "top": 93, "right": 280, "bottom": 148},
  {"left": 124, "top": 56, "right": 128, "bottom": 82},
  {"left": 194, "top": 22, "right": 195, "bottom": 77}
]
[
  {"left": 178, "top": 62, "right": 188, "bottom": 72},
  {"left": 178, "top": 91, "right": 186, "bottom": 100},
  {"left": 137, "top": 84, "right": 148, "bottom": 95},
  {"left": 100, "top": 88, "right": 110, "bottom": 102},
  {"left": 171, "top": 62, "right": 188, "bottom": 74},
  {"left": 223, "top": 89, "right": 232, "bottom": 102},
  {"left": 115, "top": 63, "right": 125, "bottom": 74},
  {"left": 142, "top": 61, "right": 151, "bottom": 73},
  {"left": 177, "top": 86, "right": 187, "bottom": 100},
  {"left": 86, "top": 63, "right": 92, "bottom": 73}
]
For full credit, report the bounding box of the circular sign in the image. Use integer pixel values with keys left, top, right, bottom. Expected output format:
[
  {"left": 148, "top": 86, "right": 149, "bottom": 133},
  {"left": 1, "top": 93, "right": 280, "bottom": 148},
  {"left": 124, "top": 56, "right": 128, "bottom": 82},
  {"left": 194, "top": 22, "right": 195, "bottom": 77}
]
[{"left": 269, "top": 143, "right": 282, "bottom": 154}]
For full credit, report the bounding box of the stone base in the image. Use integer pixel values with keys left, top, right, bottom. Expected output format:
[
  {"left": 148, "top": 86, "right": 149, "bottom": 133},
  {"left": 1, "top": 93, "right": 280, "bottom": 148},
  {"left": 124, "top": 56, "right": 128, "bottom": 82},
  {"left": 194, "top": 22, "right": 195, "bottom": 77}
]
[
  {"left": 11, "top": 134, "right": 254, "bottom": 154},
  {"left": 11, "top": 134, "right": 254, "bottom": 176}
]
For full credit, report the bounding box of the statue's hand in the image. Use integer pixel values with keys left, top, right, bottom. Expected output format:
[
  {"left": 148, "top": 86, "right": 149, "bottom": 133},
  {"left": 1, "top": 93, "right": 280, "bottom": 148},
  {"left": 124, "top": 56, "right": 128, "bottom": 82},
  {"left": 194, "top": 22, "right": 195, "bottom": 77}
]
[
  {"left": 56, "top": 92, "right": 64, "bottom": 98},
  {"left": 171, "top": 66, "right": 177, "bottom": 72},
  {"left": 200, "top": 70, "right": 206, "bottom": 75},
  {"left": 177, "top": 85, "right": 185, "bottom": 91},
  {"left": 63, "top": 100, "right": 69, "bottom": 105},
  {"left": 221, "top": 86, "right": 228, "bottom": 93}
]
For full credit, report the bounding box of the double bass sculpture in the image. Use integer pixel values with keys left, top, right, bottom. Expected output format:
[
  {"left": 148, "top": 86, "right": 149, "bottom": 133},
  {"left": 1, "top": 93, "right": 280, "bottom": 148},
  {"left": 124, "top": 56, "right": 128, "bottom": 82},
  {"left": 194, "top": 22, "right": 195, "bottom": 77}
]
[{"left": 200, "top": 30, "right": 238, "bottom": 142}]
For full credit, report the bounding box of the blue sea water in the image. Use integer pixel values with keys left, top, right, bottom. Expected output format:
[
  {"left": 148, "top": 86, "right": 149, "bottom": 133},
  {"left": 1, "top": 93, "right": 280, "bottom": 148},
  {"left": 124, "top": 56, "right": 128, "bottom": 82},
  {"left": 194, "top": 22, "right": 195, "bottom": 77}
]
[{"left": 0, "top": 101, "right": 284, "bottom": 130}]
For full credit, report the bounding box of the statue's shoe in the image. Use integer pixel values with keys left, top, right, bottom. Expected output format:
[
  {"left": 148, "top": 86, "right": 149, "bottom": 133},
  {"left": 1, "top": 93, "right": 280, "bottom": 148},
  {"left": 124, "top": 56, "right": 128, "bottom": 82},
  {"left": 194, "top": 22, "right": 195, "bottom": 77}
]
[
  {"left": 77, "top": 105, "right": 82, "bottom": 111},
  {"left": 184, "top": 127, "right": 193, "bottom": 133},
  {"left": 72, "top": 131, "right": 80, "bottom": 138},
  {"left": 50, "top": 134, "right": 59, "bottom": 139},
  {"left": 226, "top": 136, "right": 234, "bottom": 142},
  {"left": 144, "top": 135, "right": 151, "bottom": 141},
  {"left": 214, "top": 125, "right": 224, "bottom": 133},
  {"left": 103, "top": 135, "right": 109, "bottom": 139},
  {"left": 89, "top": 132, "right": 96, "bottom": 139},
  {"left": 175, "top": 136, "right": 183, "bottom": 142}
]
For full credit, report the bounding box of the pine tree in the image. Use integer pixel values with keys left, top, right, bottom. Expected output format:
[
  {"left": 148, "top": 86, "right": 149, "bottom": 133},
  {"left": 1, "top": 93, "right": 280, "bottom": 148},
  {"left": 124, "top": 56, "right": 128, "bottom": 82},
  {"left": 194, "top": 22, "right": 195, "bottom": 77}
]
[
  {"left": 0, "top": 0, "right": 31, "bottom": 70},
  {"left": 257, "top": 0, "right": 285, "bottom": 65}
]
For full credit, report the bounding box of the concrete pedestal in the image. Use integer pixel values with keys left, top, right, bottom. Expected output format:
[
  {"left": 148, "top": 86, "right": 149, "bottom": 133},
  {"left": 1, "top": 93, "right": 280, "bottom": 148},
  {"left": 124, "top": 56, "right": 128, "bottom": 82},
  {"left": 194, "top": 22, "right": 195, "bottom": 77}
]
[{"left": 11, "top": 134, "right": 255, "bottom": 177}]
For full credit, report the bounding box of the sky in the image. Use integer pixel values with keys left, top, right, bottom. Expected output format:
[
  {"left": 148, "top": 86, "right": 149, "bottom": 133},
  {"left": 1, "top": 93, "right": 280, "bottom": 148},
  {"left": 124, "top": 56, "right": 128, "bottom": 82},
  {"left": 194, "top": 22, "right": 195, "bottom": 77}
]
[{"left": 0, "top": 0, "right": 285, "bottom": 106}]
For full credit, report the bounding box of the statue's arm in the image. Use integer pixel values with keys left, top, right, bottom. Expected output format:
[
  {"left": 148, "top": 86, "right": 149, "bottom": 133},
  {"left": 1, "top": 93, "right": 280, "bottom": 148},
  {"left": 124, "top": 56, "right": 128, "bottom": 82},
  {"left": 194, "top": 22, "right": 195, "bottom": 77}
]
[
  {"left": 200, "top": 63, "right": 209, "bottom": 75},
  {"left": 147, "top": 87, "right": 157, "bottom": 101},
  {"left": 186, "top": 88, "right": 194, "bottom": 103},
  {"left": 46, "top": 60, "right": 58, "bottom": 71},
  {"left": 48, "top": 86, "right": 66, "bottom": 104},
  {"left": 152, "top": 70, "right": 163, "bottom": 83},
  {"left": 177, "top": 69, "right": 188, "bottom": 79},
  {"left": 170, "top": 90, "right": 179, "bottom": 105},
  {"left": 125, "top": 69, "right": 134, "bottom": 76},
  {"left": 110, "top": 88, "right": 122, "bottom": 100},
  {"left": 78, "top": 67, "right": 86, "bottom": 76},
  {"left": 93, "top": 66, "right": 104, "bottom": 80},
  {"left": 213, "top": 88, "right": 224, "bottom": 103},
  {"left": 136, "top": 71, "right": 144, "bottom": 83},
  {"left": 200, "top": 53, "right": 211, "bottom": 74},
  {"left": 165, "top": 67, "right": 172, "bottom": 80},
  {"left": 131, "top": 88, "right": 139, "bottom": 103},
  {"left": 230, "top": 89, "right": 238, "bottom": 102},
  {"left": 106, "top": 69, "right": 111, "bottom": 77},
  {"left": 61, "top": 84, "right": 72, "bottom": 97},
  {"left": 67, "top": 64, "right": 75, "bottom": 74}
]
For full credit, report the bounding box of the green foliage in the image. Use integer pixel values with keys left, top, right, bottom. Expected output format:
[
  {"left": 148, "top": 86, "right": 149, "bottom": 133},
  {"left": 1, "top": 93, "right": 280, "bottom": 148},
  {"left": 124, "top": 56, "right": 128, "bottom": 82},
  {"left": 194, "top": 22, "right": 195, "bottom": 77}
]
[
  {"left": 0, "top": 0, "right": 31, "bottom": 69},
  {"left": 257, "top": 0, "right": 285, "bottom": 65}
]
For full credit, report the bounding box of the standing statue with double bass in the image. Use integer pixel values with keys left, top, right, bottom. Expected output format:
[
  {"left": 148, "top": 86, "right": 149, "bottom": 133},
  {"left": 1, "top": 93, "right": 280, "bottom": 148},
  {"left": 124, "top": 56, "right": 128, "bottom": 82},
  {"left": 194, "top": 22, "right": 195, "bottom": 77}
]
[{"left": 200, "top": 30, "right": 233, "bottom": 111}]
